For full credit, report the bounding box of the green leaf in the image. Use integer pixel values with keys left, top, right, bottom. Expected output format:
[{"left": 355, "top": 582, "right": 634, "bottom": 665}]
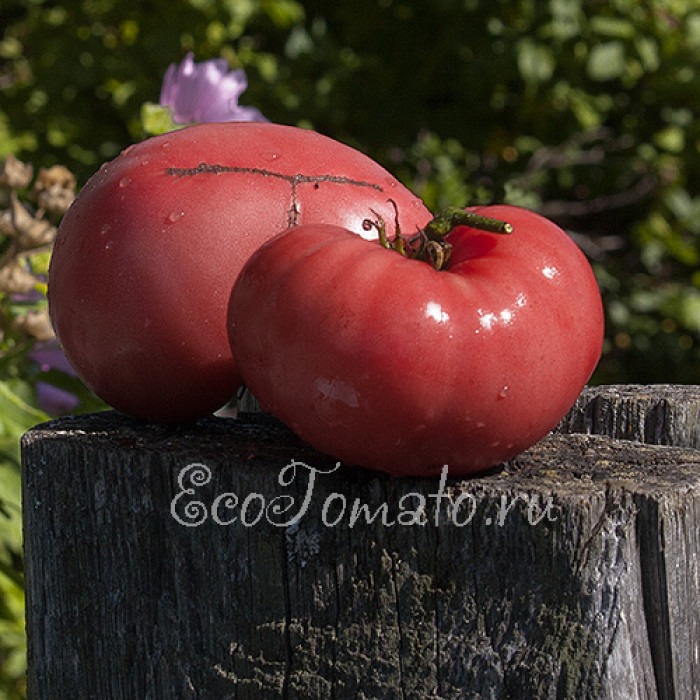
[
  {"left": 686, "top": 13, "right": 700, "bottom": 49},
  {"left": 590, "top": 16, "right": 635, "bottom": 39},
  {"left": 0, "top": 381, "right": 48, "bottom": 441},
  {"left": 654, "top": 125, "right": 685, "bottom": 153},
  {"left": 635, "top": 36, "right": 660, "bottom": 72},
  {"left": 259, "top": 0, "right": 305, "bottom": 28},
  {"left": 139, "top": 102, "right": 183, "bottom": 136},
  {"left": 517, "top": 38, "right": 555, "bottom": 84},
  {"left": 587, "top": 41, "right": 626, "bottom": 81},
  {"left": 679, "top": 292, "right": 700, "bottom": 333},
  {"left": 567, "top": 88, "right": 605, "bottom": 129},
  {"left": 0, "top": 479, "right": 22, "bottom": 582},
  {"left": 548, "top": 0, "right": 582, "bottom": 41}
]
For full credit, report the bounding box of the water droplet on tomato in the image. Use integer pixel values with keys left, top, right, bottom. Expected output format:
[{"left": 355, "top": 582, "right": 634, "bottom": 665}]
[
  {"left": 161, "top": 140, "right": 171, "bottom": 149},
  {"left": 166, "top": 209, "right": 185, "bottom": 224},
  {"left": 100, "top": 223, "right": 111, "bottom": 235},
  {"left": 118, "top": 177, "right": 132, "bottom": 189},
  {"left": 312, "top": 376, "right": 360, "bottom": 427},
  {"left": 122, "top": 144, "right": 136, "bottom": 156},
  {"left": 498, "top": 386, "right": 509, "bottom": 399},
  {"left": 104, "top": 240, "right": 113, "bottom": 250}
]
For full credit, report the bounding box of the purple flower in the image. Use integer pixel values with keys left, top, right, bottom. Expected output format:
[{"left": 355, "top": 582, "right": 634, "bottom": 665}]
[
  {"left": 159, "top": 52, "right": 268, "bottom": 124},
  {"left": 35, "top": 382, "right": 80, "bottom": 416},
  {"left": 29, "top": 340, "right": 80, "bottom": 416},
  {"left": 29, "top": 340, "right": 74, "bottom": 375}
]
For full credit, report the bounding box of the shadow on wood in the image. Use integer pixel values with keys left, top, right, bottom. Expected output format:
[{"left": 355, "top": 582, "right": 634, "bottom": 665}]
[{"left": 21, "top": 385, "right": 700, "bottom": 699}]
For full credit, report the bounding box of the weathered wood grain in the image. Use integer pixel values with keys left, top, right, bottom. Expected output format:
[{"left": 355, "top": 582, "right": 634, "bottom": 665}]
[
  {"left": 21, "top": 385, "right": 700, "bottom": 699},
  {"left": 557, "top": 383, "right": 700, "bottom": 448}
]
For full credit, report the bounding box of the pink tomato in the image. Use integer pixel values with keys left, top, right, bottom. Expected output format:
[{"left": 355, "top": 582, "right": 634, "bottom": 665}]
[
  {"left": 228, "top": 205, "right": 604, "bottom": 477},
  {"left": 48, "top": 122, "right": 431, "bottom": 421}
]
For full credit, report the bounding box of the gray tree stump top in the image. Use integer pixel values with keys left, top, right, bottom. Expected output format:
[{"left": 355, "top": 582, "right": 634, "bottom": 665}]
[{"left": 21, "top": 384, "right": 700, "bottom": 699}]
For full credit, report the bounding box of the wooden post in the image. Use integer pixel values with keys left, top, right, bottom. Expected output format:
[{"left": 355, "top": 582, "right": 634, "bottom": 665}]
[{"left": 21, "top": 385, "right": 700, "bottom": 699}]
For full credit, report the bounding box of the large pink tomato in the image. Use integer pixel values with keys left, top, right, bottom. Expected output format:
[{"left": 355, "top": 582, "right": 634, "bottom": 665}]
[
  {"left": 228, "top": 205, "right": 605, "bottom": 477},
  {"left": 48, "top": 122, "right": 431, "bottom": 421}
]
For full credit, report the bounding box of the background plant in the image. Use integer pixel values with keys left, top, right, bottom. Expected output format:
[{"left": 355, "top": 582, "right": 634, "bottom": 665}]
[{"left": 1, "top": 0, "right": 699, "bottom": 696}]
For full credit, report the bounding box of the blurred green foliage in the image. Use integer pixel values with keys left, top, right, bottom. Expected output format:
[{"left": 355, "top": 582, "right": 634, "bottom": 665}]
[
  {"left": 1, "top": 0, "right": 699, "bottom": 695},
  {"left": 2, "top": 0, "right": 698, "bottom": 384},
  {"left": 0, "top": 382, "right": 43, "bottom": 700}
]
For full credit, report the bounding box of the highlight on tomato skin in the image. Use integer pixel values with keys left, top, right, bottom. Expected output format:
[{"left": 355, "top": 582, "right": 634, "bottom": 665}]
[
  {"left": 47, "top": 121, "right": 432, "bottom": 422},
  {"left": 228, "top": 206, "right": 605, "bottom": 478}
]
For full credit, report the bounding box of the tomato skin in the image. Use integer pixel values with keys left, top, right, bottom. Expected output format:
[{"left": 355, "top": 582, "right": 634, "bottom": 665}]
[
  {"left": 228, "top": 206, "right": 604, "bottom": 477},
  {"left": 48, "top": 122, "right": 431, "bottom": 421}
]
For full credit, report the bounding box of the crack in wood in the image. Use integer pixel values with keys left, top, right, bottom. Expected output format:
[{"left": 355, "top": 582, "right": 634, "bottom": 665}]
[
  {"left": 387, "top": 549, "right": 408, "bottom": 700},
  {"left": 635, "top": 494, "right": 674, "bottom": 700},
  {"left": 165, "top": 163, "right": 385, "bottom": 227},
  {"left": 280, "top": 532, "right": 294, "bottom": 700}
]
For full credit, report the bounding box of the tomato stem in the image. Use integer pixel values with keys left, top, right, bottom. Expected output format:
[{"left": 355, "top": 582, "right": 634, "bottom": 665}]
[
  {"left": 364, "top": 200, "right": 413, "bottom": 258},
  {"left": 364, "top": 203, "right": 513, "bottom": 271},
  {"left": 423, "top": 206, "right": 513, "bottom": 241}
]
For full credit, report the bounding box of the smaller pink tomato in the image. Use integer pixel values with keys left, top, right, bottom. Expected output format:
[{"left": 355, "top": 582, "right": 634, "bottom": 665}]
[{"left": 228, "top": 205, "right": 604, "bottom": 477}]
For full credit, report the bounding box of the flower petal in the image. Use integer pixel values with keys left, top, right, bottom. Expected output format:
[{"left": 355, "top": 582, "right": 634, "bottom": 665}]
[
  {"left": 29, "top": 340, "right": 76, "bottom": 375},
  {"left": 36, "top": 382, "right": 80, "bottom": 416},
  {"left": 159, "top": 52, "right": 267, "bottom": 124},
  {"left": 188, "top": 68, "right": 246, "bottom": 122},
  {"left": 158, "top": 62, "right": 178, "bottom": 106}
]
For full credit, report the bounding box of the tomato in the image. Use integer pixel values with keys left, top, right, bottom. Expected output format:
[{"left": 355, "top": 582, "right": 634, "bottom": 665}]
[
  {"left": 48, "top": 122, "right": 431, "bottom": 421},
  {"left": 228, "top": 205, "right": 604, "bottom": 477}
]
